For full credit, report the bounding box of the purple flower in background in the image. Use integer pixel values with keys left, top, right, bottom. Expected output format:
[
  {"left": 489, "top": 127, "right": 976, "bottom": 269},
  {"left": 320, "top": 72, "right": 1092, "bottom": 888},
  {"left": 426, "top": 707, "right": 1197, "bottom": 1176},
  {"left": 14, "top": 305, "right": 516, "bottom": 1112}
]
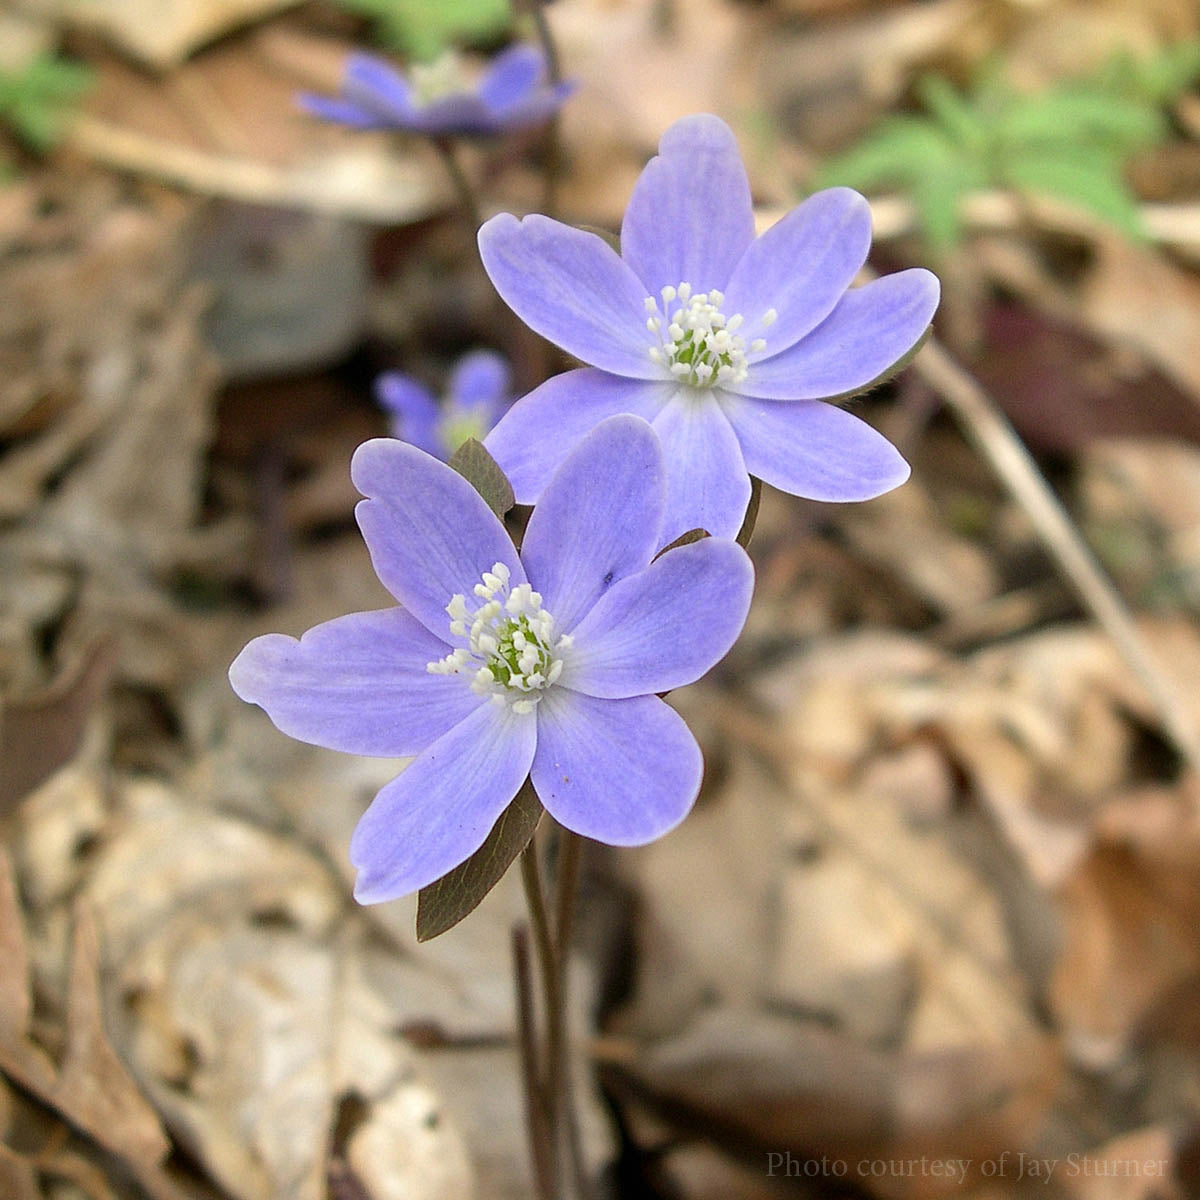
[
  {"left": 479, "top": 113, "right": 941, "bottom": 543},
  {"left": 229, "top": 416, "right": 753, "bottom": 903},
  {"left": 376, "top": 349, "right": 512, "bottom": 461},
  {"left": 299, "top": 44, "right": 575, "bottom": 138}
]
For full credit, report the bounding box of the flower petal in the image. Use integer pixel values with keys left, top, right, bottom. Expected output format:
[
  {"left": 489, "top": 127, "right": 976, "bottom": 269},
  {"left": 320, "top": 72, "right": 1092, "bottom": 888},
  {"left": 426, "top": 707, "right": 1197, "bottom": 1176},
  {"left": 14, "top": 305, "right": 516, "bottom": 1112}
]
[
  {"left": 343, "top": 52, "right": 416, "bottom": 121},
  {"left": 492, "top": 81, "right": 576, "bottom": 130},
  {"left": 448, "top": 349, "right": 510, "bottom": 420},
  {"left": 532, "top": 691, "right": 701, "bottom": 844},
  {"left": 375, "top": 372, "right": 442, "bottom": 457},
  {"left": 477, "top": 44, "right": 545, "bottom": 109},
  {"left": 721, "top": 393, "right": 910, "bottom": 502},
  {"left": 652, "top": 393, "right": 752, "bottom": 541},
  {"left": 563, "top": 538, "right": 753, "bottom": 698},
  {"left": 406, "top": 94, "right": 496, "bottom": 136},
  {"left": 739, "top": 269, "right": 940, "bottom": 400},
  {"left": 229, "top": 608, "right": 482, "bottom": 757},
  {"left": 521, "top": 415, "right": 665, "bottom": 633},
  {"left": 351, "top": 438, "right": 524, "bottom": 637},
  {"left": 484, "top": 369, "right": 675, "bottom": 504},
  {"left": 620, "top": 114, "right": 755, "bottom": 294},
  {"left": 350, "top": 702, "right": 537, "bottom": 903},
  {"left": 297, "top": 93, "right": 387, "bottom": 129},
  {"left": 723, "top": 188, "right": 873, "bottom": 359},
  {"left": 478, "top": 214, "right": 660, "bottom": 377}
]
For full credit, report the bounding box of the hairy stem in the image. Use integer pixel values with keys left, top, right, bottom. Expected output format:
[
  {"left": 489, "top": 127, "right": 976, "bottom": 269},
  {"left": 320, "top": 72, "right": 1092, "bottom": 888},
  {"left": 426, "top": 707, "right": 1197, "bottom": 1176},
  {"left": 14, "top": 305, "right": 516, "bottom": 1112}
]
[
  {"left": 520, "top": 839, "right": 562, "bottom": 1194},
  {"left": 512, "top": 924, "right": 555, "bottom": 1200}
]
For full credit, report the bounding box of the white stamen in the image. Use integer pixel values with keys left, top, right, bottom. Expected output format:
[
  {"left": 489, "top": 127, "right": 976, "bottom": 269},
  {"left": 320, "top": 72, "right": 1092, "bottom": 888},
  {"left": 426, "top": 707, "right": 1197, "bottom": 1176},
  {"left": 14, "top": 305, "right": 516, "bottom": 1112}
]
[
  {"left": 426, "top": 563, "right": 570, "bottom": 713},
  {"left": 643, "top": 280, "right": 764, "bottom": 389}
]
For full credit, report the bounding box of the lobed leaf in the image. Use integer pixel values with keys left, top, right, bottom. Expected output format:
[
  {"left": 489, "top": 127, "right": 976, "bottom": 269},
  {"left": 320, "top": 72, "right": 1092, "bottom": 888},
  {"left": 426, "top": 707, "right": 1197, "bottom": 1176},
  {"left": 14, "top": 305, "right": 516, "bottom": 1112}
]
[
  {"left": 416, "top": 780, "right": 543, "bottom": 940},
  {"left": 1003, "top": 151, "right": 1144, "bottom": 238}
]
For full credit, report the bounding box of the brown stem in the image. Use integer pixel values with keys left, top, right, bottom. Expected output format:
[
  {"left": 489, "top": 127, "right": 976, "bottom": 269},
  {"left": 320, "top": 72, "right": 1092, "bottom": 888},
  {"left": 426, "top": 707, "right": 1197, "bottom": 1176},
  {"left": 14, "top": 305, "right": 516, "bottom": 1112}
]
[
  {"left": 512, "top": 924, "right": 555, "bottom": 1200},
  {"left": 552, "top": 830, "right": 594, "bottom": 1200},
  {"left": 519, "top": 839, "right": 562, "bottom": 1194},
  {"left": 525, "top": 0, "right": 563, "bottom": 217},
  {"left": 432, "top": 137, "right": 484, "bottom": 230}
]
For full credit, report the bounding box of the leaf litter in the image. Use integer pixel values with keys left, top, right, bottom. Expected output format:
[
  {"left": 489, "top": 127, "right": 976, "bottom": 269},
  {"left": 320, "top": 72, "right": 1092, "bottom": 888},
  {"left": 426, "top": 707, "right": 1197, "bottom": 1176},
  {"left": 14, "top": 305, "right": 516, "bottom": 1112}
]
[{"left": 7, "top": 0, "right": 1200, "bottom": 1197}]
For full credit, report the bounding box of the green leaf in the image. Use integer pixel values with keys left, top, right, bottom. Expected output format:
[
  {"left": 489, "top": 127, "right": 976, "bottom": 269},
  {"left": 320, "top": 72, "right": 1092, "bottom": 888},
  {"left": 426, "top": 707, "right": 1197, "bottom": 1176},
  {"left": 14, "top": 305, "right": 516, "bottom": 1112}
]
[
  {"left": 416, "top": 781, "right": 543, "bottom": 940},
  {"left": 912, "top": 160, "right": 984, "bottom": 250},
  {"left": 917, "top": 74, "right": 989, "bottom": 152},
  {"left": 998, "top": 87, "right": 1162, "bottom": 154},
  {"left": 1003, "top": 150, "right": 1144, "bottom": 237},
  {"left": 819, "top": 116, "right": 958, "bottom": 192},
  {"left": 336, "top": 0, "right": 511, "bottom": 59},
  {"left": 448, "top": 437, "right": 515, "bottom": 517},
  {"left": 0, "top": 53, "right": 92, "bottom": 152}
]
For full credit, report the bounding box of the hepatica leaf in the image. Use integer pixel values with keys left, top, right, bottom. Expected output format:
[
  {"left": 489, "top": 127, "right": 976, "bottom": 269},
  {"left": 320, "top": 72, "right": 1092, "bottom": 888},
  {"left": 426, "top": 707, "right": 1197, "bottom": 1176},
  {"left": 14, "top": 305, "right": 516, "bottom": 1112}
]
[
  {"left": 416, "top": 781, "right": 543, "bottom": 941},
  {"left": 822, "top": 43, "right": 1200, "bottom": 250},
  {"left": 0, "top": 53, "right": 92, "bottom": 152},
  {"left": 335, "top": 0, "right": 511, "bottom": 59},
  {"left": 449, "top": 436, "right": 515, "bottom": 517}
]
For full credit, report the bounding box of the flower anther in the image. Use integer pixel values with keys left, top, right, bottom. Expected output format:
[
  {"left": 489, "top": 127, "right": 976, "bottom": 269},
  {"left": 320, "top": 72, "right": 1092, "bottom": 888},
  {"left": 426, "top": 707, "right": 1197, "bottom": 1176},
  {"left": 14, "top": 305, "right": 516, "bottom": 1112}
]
[
  {"left": 644, "top": 282, "right": 777, "bottom": 389},
  {"left": 427, "top": 561, "right": 571, "bottom": 714}
]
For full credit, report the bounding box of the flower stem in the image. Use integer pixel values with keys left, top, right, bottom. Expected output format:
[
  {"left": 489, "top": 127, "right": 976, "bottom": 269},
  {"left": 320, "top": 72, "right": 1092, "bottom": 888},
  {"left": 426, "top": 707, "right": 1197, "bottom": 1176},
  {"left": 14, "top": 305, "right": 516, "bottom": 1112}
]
[
  {"left": 552, "top": 829, "right": 594, "bottom": 1200},
  {"left": 517, "top": 824, "right": 592, "bottom": 1198},
  {"left": 520, "top": 838, "right": 563, "bottom": 1194},
  {"left": 432, "top": 137, "right": 484, "bottom": 230},
  {"left": 525, "top": 0, "right": 564, "bottom": 217},
  {"left": 512, "top": 923, "right": 556, "bottom": 1200}
]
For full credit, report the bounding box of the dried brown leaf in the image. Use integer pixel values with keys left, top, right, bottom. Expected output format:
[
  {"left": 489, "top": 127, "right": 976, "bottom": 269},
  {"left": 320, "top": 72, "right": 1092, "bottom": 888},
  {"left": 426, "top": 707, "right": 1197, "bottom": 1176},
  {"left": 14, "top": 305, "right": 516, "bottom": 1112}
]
[
  {"left": 615, "top": 1008, "right": 1058, "bottom": 1181},
  {"left": 0, "top": 850, "right": 182, "bottom": 1200},
  {"left": 0, "top": 1143, "right": 39, "bottom": 1200},
  {"left": 0, "top": 639, "right": 117, "bottom": 815},
  {"left": 0, "top": 852, "right": 31, "bottom": 1047}
]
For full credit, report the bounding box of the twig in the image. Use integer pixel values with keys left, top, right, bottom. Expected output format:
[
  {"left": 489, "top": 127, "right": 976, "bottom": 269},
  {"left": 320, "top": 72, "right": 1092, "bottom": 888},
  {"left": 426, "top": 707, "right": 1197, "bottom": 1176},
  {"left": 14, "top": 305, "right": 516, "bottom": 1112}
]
[{"left": 913, "top": 332, "right": 1200, "bottom": 772}]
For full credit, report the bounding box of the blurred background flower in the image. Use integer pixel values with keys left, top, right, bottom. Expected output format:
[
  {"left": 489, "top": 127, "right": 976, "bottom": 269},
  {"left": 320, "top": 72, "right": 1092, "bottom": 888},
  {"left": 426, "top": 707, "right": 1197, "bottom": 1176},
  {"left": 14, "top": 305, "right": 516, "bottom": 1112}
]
[
  {"left": 375, "top": 348, "right": 513, "bottom": 458},
  {"left": 298, "top": 44, "right": 575, "bottom": 137}
]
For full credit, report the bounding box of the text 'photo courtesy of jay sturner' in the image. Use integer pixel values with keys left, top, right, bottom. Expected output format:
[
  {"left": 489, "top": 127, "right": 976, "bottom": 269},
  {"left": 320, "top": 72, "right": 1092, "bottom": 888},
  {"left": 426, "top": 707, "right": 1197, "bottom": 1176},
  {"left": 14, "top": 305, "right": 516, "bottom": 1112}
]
[{"left": 765, "top": 1150, "right": 1172, "bottom": 1186}]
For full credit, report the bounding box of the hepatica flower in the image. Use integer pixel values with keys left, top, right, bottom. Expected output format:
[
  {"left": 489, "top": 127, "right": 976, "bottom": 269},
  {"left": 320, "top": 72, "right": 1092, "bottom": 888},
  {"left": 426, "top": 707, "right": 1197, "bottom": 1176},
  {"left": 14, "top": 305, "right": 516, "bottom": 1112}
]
[
  {"left": 299, "top": 44, "right": 575, "bottom": 138},
  {"left": 376, "top": 349, "right": 512, "bottom": 461},
  {"left": 229, "top": 416, "right": 753, "bottom": 903},
  {"left": 480, "top": 113, "right": 941, "bottom": 543}
]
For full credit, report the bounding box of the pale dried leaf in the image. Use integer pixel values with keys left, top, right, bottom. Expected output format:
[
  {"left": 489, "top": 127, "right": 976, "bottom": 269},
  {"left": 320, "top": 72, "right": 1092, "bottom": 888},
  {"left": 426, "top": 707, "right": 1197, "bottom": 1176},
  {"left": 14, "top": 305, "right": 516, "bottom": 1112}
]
[{"left": 63, "top": 0, "right": 303, "bottom": 68}]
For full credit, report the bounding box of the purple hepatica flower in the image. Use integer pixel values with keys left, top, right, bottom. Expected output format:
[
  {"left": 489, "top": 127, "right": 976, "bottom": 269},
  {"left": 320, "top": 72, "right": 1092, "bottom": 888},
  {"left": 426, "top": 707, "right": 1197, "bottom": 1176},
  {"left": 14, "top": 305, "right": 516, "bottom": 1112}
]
[
  {"left": 479, "top": 113, "right": 941, "bottom": 543},
  {"left": 376, "top": 349, "right": 512, "bottom": 461},
  {"left": 228, "top": 415, "right": 753, "bottom": 903},
  {"left": 299, "top": 44, "right": 575, "bottom": 138}
]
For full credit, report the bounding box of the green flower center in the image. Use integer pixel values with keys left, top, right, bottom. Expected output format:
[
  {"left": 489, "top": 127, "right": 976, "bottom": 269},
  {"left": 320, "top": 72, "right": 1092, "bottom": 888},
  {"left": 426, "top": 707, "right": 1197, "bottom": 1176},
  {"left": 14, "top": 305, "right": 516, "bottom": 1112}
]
[
  {"left": 427, "top": 563, "right": 571, "bottom": 714},
  {"left": 644, "top": 282, "right": 775, "bottom": 389}
]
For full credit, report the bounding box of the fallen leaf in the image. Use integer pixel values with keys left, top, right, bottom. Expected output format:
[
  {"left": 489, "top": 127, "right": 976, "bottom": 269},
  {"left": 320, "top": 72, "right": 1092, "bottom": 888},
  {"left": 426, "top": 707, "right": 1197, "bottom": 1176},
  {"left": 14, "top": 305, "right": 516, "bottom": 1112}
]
[{"left": 0, "top": 640, "right": 116, "bottom": 814}]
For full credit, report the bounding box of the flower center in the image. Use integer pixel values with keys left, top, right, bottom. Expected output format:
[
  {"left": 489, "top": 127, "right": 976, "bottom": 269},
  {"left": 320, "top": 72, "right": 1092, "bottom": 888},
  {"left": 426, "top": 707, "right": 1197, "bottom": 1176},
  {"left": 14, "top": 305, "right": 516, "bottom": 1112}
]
[
  {"left": 410, "top": 52, "right": 469, "bottom": 106},
  {"left": 427, "top": 562, "right": 570, "bottom": 715},
  {"left": 644, "top": 282, "right": 775, "bottom": 389},
  {"left": 438, "top": 408, "right": 489, "bottom": 456}
]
